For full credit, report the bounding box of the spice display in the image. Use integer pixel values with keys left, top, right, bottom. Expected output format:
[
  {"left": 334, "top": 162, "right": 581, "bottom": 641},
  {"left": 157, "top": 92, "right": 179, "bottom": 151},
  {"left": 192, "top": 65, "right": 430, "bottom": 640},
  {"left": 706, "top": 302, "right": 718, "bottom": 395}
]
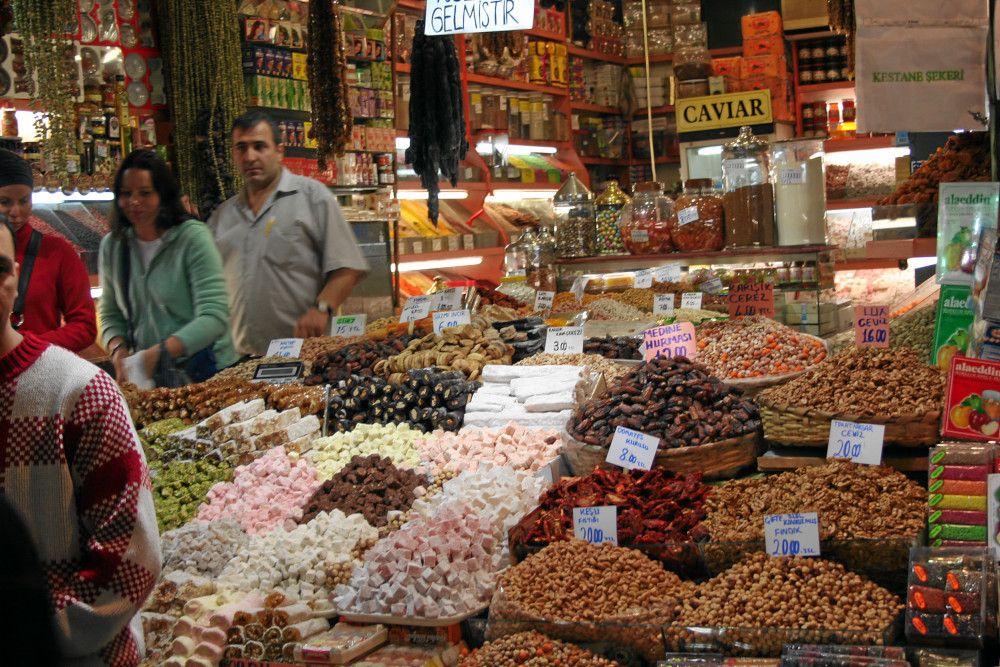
[
  {"left": 619, "top": 181, "right": 674, "bottom": 254},
  {"left": 877, "top": 132, "right": 990, "bottom": 208},
  {"left": 307, "top": 0, "right": 352, "bottom": 166},
  {"left": 595, "top": 181, "right": 630, "bottom": 255},
  {"left": 666, "top": 553, "right": 903, "bottom": 656},
  {"left": 513, "top": 467, "right": 710, "bottom": 549},
  {"left": 759, "top": 346, "right": 945, "bottom": 416},
  {"left": 663, "top": 308, "right": 729, "bottom": 324},
  {"left": 212, "top": 356, "right": 314, "bottom": 382},
  {"left": 694, "top": 316, "right": 827, "bottom": 379},
  {"left": 153, "top": 459, "right": 234, "bottom": 532},
  {"left": 309, "top": 422, "right": 427, "bottom": 479},
  {"left": 493, "top": 317, "right": 546, "bottom": 362},
  {"left": 332, "top": 502, "right": 499, "bottom": 617},
  {"left": 567, "top": 355, "right": 761, "bottom": 449},
  {"left": 160, "top": 518, "right": 248, "bottom": 577},
  {"left": 305, "top": 334, "right": 415, "bottom": 385},
  {"left": 828, "top": 302, "right": 937, "bottom": 361},
  {"left": 459, "top": 632, "right": 623, "bottom": 667},
  {"left": 611, "top": 288, "right": 654, "bottom": 312},
  {"left": 845, "top": 162, "right": 896, "bottom": 199},
  {"left": 297, "top": 454, "right": 426, "bottom": 527},
  {"left": 196, "top": 447, "right": 322, "bottom": 537},
  {"left": 375, "top": 321, "right": 514, "bottom": 382},
  {"left": 584, "top": 335, "right": 644, "bottom": 360},
  {"left": 669, "top": 179, "right": 725, "bottom": 252},
  {"left": 414, "top": 422, "right": 563, "bottom": 475},
  {"left": 405, "top": 20, "right": 468, "bottom": 223}
]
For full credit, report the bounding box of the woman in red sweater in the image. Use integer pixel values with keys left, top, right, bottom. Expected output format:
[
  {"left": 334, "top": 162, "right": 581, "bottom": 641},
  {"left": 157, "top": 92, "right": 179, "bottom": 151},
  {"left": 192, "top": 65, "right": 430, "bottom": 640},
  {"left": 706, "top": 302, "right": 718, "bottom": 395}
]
[{"left": 0, "top": 149, "right": 97, "bottom": 352}]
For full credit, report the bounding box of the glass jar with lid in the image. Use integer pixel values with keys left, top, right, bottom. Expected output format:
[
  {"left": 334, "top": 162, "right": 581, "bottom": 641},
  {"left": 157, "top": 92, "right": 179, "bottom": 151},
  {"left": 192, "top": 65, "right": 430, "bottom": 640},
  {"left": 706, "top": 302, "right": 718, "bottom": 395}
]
[
  {"left": 528, "top": 226, "right": 557, "bottom": 291},
  {"left": 722, "top": 125, "right": 776, "bottom": 249},
  {"left": 553, "top": 173, "right": 596, "bottom": 258},
  {"left": 594, "top": 180, "right": 630, "bottom": 255},
  {"left": 503, "top": 229, "right": 530, "bottom": 277},
  {"left": 771, "top": 138, "right": 828, "bottom": 246},
  {"left": 673, "top": 46, "right": 712, "bottom": 80},
  {"left": 618, "top": 181, "right": 674, "bottom": 254},
  {"left": 668, "top": 178, "right": 724, "bottom": 252}
]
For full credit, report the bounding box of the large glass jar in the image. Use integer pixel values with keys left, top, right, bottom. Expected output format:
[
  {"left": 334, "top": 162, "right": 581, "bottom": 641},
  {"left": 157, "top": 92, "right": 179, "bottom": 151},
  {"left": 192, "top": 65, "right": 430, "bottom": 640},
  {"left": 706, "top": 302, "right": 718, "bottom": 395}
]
[
  {"left": 669, "top": 178, "right": 724, "bottom": 252},
  {"left": 619, "top": 181, "right": 674, "bottom": 254},
  {"left": 503, "top": 228, "right": 530, "bottom": 277},
  {"left": 553, "top": 173, "right": 596, "bottom": 258},
  {"left": 722, "top": 125, "right": 777, "bottom": 249},
  {"left": 594, "top": 180, "right": 630, "bottom": 255},
  {"left": 528, "top": 226, "right": 557, "bottom": 291},
  {"left": 771, "top": 138, "right": 828, "bottom": 246},
  {"left": 673, "top": 46, "right": 712, "bottom": 80}
]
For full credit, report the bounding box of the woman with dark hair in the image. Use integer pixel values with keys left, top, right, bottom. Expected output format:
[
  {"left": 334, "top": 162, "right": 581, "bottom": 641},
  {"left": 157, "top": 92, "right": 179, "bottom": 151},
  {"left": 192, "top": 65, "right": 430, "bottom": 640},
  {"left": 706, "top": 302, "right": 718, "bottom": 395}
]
[{"left": 98, "top": 149, "right": 237, "bottom": 385}]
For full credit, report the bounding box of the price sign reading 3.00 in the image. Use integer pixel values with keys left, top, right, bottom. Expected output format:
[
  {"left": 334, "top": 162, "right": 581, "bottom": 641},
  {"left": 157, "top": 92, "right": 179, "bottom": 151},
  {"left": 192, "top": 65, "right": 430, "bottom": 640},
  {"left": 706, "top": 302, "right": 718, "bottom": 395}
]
[{"left": 544, "top": 326, "right": 584, "bottom": 355}]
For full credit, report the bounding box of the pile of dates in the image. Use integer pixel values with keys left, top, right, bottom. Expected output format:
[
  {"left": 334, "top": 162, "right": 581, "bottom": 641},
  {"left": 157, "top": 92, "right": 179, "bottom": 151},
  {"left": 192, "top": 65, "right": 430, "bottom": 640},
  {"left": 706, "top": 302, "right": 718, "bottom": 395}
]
[
  {"left": 567, "top": 356, "right": 761, "bottom": 449},
  {"left": 583, "top": 335, "right": 643, "bottom": 360},
  {"left": 305, "top": 334, "right": 415, "bottom": 385}
]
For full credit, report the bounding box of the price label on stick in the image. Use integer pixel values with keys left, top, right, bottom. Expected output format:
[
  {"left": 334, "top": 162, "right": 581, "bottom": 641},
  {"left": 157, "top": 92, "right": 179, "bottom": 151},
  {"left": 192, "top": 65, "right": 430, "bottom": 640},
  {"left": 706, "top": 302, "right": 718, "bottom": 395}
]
[
  {"left": 545, "top": 326, "right": 584, "bottom": 355},
  {"left": 654, "top": 293, "right": 675, "bottom": 316},
  {"left": 266, "top": 338, "right": 304, "bottom": 358},
  {"left": 764, "top": 513, "right": 821, "bottom": 557},
  {"left": 855, "top": 305, "right": 889, "bottom": 348},
  {"left": 681, "top": 292, "right": 703, "bottom": 309},
  {"left": 432, "top": 287, "right": 463, "bottom": 311},
  {"left": 606, "top": 425, "right": 660, "bottom": 471},
  {"left": 433, "top": 309, "right": 472, "bottom": 333},
  {"left": 700, "top": 278, "right": 724, "bottom": 295},
  {"left": 728, "top": 281, "right": 775, "bottom": 318},
  {"left": 330, "top": 314, "right": 367, "bottom": 337},
  {"left": 573, "top": 506, "right": 618, "bottom": 546},
  {"left": 655, "top": 262, "right": 682, "bottom": 283},
  {"left": 634, "top": 269, "right": 654, "bottom": 289},
  {"left": 644, "top": 322, "right": 697, "bottom": 361},
  {"left": 826, "top": 419, "right": 885, "bottom": 465},
  {"left": 400, "top": 295, "right": 432, "bottom": 323},
  {"left": 534, "top": 290, "right": 555, "bottom": 311}
]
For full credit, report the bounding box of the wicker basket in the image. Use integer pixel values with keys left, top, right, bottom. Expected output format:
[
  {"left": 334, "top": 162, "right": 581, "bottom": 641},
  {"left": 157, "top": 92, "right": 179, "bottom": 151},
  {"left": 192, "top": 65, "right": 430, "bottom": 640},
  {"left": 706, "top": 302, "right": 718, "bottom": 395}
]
[
  {"left": 564, "top": 429, "right": 762, "bottom": 480},
  {"left": 758, "top": 395, "right": 942, "bottom": 447},
  {"left": 723, "top": 368, "right": 808, "bottom": 398}
]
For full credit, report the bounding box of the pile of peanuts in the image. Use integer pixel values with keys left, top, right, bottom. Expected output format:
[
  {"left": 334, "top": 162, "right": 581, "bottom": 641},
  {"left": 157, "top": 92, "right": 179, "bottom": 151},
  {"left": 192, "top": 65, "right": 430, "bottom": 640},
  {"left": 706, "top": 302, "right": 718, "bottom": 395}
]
[
  {"left": 613, "top": 288, "right": 654, "bottom": 312},
  {"left": 666, "top": 553, "right": 903, "bottom": 656},
  {"left": 515, "top": 353, "right": 632, "bottom": 382},
  {"left": 695, "top": 316, "right": 827, "bottom": 379},
  {"left": 459, "top": 631, "right": 622, "bottom": 667},
  {"left": 759, "top": 346, "right": 945, "bottom": 416},
  {"left": 587, "top": 298, "right": 649, "bottom": 321}
]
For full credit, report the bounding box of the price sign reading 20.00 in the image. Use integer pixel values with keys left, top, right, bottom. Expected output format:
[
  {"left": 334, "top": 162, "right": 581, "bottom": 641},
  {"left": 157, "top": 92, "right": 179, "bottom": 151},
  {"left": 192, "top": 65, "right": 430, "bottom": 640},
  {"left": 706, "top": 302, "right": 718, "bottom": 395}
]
[{"left": 764, "top": 513, "right": 821, "bottom": 557}]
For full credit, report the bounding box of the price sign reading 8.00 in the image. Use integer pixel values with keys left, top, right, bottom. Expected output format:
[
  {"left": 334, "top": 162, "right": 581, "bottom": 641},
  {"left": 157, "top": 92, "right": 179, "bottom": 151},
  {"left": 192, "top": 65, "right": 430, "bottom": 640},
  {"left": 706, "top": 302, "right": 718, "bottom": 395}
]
[
  {"left": 606, "top": 425, "right": 660, "bottom": 471},
  {"left": 544, "top": 326, "right": 584, "bottom": 355}
]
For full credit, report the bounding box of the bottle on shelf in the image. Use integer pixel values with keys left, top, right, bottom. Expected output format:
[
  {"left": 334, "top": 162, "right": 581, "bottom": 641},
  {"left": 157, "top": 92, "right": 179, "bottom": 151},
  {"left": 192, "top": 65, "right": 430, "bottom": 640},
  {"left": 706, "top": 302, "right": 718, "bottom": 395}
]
[
  {"left": 503, "top": 229, "right": 530, "bottom": 277},
  {"left": 531, "top": 226, "right": 558, "bottom": 291},
  {"left": 115, "top": 75, "right": 132, "bottom": 155}
]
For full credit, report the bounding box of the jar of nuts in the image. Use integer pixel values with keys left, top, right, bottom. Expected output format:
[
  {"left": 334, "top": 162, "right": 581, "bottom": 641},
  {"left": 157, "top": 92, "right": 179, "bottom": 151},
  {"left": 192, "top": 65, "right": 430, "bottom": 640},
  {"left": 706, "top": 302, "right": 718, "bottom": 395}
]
[
  {"left": 669, "top": 178, "right": 724, "bottom": 252},
  {"left": 619, "top": 181, "right": 674, "bottom": 254},
  {"left": 594, "top": 180, "right": 630, "bottom": 255},
  {"left": 553, "top": 172, "right": 596, "bottom": 258}
]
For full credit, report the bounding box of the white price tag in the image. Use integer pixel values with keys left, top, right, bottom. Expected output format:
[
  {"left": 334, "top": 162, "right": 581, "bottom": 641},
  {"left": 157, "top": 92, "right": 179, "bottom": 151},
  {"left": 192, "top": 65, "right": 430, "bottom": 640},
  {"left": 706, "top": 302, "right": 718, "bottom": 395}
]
[
  {"left": 606, "top": 425, "right": 660, "bottom": 471},
  {"left": 826, "top": 419, "right": 886, "bottom": 466},
  {"left": 677, "top": 206, "right": 700, "bottom": 226},
  {"left": 571, "top": 277, "right": 588, "bottom": 302},
  {"left": 654, "top": 293, "right": 675, "bottom": 315},
  {"left": 266, "top": 338, "right": 305, "bottom": 358},
  {"left": 779, "top": 166, "right": 807, "bottom": 186},
  {"left": 723, "top": 158, "right": 749, "bottom": 179},
  {"left": 573, "top": 506, "right": 618, "bottom": 546},
  {"left": 330, "top": 314, "right": 367, "bottom": 337},
  {"left": 700, "top": 277, "right": 725, "bottom": 294},
  {"left": 655, "top": 262, "right": 682, "bottom": 283},
  {"left": 764, "top": 513, "right": 821, "bottom": 557},
  {"left": 433, "top": 308, "right": 472, "bottom": 333},
  {"left": 544, "top": 326, "right": 584, "bottom": 355},
  {"left": 534, "top": 290, "right": 555, "bottom": 310},
  {"left": 631, "top": 229, "right": 649, "bottom": 243},
  {"left": 432, "top": 287, "right": 463, "bottom": 311},
  {"left": 400, "top": 295, "right": 432, "bottom": 323},
  {"left": 412, "top": 240, "right": 424, "bottom": 254},
  {"left": 634, "top": 269, "right": 654, "bottom": 289},
  {"left": 681, "top": 292, "right": 703, "bottom": 309}
]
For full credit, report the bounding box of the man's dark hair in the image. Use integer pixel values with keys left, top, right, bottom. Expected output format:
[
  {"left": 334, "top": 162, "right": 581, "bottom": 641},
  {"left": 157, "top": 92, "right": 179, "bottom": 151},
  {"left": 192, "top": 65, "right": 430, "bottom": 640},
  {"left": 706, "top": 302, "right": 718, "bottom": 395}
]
[
  {"left": 0, "top": 214, "right": 15, "bottom": 255},
  {"left": 232, "top": 109, "right": 282, "bottom": 145}
]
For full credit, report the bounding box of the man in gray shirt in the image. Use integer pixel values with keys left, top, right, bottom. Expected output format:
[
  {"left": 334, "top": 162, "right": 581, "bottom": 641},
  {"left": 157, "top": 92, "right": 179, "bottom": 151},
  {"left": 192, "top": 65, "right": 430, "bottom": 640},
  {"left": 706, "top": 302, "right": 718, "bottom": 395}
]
[{"left": 209, "top": 110, "right": 369, "bottom": 356}]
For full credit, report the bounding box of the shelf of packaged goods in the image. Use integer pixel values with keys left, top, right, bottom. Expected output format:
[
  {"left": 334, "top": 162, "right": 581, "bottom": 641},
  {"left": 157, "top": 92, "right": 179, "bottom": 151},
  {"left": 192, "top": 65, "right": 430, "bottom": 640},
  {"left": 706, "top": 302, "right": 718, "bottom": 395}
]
[
  {"left": 634, "top": 105, "right": 675, "bottom": 115},
  {"left": 823, "top": 135, "right": 897, "bottom": 153},
  {"left": 826, "top": 197, "right": 880, "bottom": 210},
  {"left": 798, "top": 81, "right": 856, "bottom": 95},
  {"left": 525, "top": 27, "right": 565, "bottom": 42},
  {"left": 555, "top": 244, "right": 837, "bottom": 266},
  {"left": 624, "top": 46, "right": 742, "bottom": 67},
  {"left": 465, "top": 72, "right": 569, "bottom": 95},
  {"left": 865, "top": 238, "right": 936, "bottom": 260},
  {"left": 579, "top": 157, "right": 627, "bottom": 165},
  {"left": 394, "top": 62, "right": 411, "bottom": 74},
  {"left": 506, "top": 137, "right": 573, "bottom": 151},
  {"left": 566, "top": 44, "right": 627, "bottom": 65},
  {"left": 397, "top": 181, "right": 492, "bottom": 194},
  {"left": 835, "top": 259, "right": 906, "bottom": 271},
  {"left": 490, "top": 181, "right": 563, "bottom": 191},
  {"left": 570, "top": 101, "right": 622, "bottom": 114},
  {"left": 248, "top": 106, "right": 311, "bottom": 121},
  {"left": 396, "top": 245, "right": 506, "bottom": 264}
]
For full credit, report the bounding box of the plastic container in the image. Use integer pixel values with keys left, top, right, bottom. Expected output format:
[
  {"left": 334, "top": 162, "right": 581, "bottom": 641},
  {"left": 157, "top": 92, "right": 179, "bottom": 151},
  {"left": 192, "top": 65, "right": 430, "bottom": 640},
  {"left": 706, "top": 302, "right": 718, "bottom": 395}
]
[
  {"left": 595, "top": 180, "right": 630, "bottom": 255},
  {"left": 503, "top": 229, "right": 530, "bottom": 277},
  {"left": 673, "top": 46, "right": 712, "bottom": 80},
  {"left": 669, "top": 179, "right": 724, "bottom": 252},
  {"left": 528, "top": 226, "right": 557, "bottom": 291},
  {"left": 619, "top": 181, "right": 674, "bottom": 254},
  {"left": 553, "top": 173, "right": 596, "bottom": 258},
  {"left": 771, "top": 138, "right": 827, "bottom": 246},
  {"left": 722, "top": 126, "right": 777, "bottom": 249}
]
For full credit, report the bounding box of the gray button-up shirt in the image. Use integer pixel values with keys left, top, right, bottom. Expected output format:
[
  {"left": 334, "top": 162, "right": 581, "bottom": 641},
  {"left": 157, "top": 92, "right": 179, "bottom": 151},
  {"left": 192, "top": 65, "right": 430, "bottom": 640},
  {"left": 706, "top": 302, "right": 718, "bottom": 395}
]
[{"left": 209, "top": 167, "right": 370, "bottom": 355}]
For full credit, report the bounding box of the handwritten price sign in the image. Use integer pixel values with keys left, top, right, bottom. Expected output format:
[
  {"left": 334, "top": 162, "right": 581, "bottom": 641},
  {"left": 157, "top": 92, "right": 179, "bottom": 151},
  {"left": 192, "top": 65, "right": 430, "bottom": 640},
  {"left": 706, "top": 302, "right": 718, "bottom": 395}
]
[
  {"left": 643, "top": 322, "right": 697, "bottom": 361},
  {"left": 400, "top": 295, "right": 432, "bottom": 323},
  {"left": 855, "top": 305, "right": 889, "bottom": 347},
  {"left": 606, "top": 425, "right": 660, "bottom": 471},
  {"left": 728, "top": 281, "right": 775, "bottom": 318},
  {"left": 330, "top": 314, "right": 366, "bottom": 337},
  {"left": 432, "top": 309, "right": 472, "bottom": 333},
  {"left": 654, "top": 293, "right": 675, "bottom": 316},
  {"left": 544, "top": 326, "right": 584, "bottom": 355},
  {"left": 265, "top": 338, "right": 304, "bottom": 358},
  {"left": 573, "top": 506, "right": 618, "bottom": 546},
  {"left": 432, "top": 287, "right": 463, "bottom": 311},
  {"left": 826, "top": 419, "right": 885, "bottom": 465},
  {"left": 764, "top": 513, "right": 821, "bottom": 557}
]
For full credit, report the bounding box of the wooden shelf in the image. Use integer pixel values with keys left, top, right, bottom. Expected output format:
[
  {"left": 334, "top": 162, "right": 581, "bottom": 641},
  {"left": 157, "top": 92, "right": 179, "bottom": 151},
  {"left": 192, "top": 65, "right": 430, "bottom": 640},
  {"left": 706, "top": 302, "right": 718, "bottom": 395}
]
[
  {"left": 394, "top": 62, "right": 411, "bottom": 74},
  {"left": 566, "top": 44, "right": 626, "bottom": 65},
  {"left": 823, "top": 136, "right": 897, "bottom": 153},
  {"left": 466, "top": 72, "right": 568, "bottom": 96},
  {"left": 798, "top": 81, "right": 856, "bottom": 95},
  {"left": 625, "top": 46, "right": 742, "bottom": 66},
  {"left": 525, "top": 28, "right": 565, "bottom": 41},
  {"left": 397, "top": 246, "right": 505, "bottom": 263},
  {"left": 570, "top": 102, "right": 622, "bottom": 114},
  {"left": 505, "top": 137, "right": 573, "bottom": 150},
  {"left": 635, "top": 105, "right": 675, "bottom": 115},
  {"left": 490, "top": 181, "right": 563, "bottom": 190},
  {"left": 865, "top": 238, "right": 936, "bottom": 259},
  {"left": 579, "top": 157, "right": 626, "bottom": 165},
  {"left": 836, "top": 259, "right": 906, "bottom": 271},
  {"left": 555, "top": 244, "right": 836, "bottom": 265},
  {"left": 826, "top": 197, "right": 880, "bottom": 210}
]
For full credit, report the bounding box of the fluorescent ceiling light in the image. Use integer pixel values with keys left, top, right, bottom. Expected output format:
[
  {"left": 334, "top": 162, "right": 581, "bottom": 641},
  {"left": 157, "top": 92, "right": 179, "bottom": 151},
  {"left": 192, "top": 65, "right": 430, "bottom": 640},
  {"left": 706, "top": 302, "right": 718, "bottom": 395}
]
[
  {"left": 696, "top": 145, "right": 723, "bottom": 156},
  {"left": 32, "top": 191, "right": 115, "bottom": 204},
  {"left": 394, "top": 256, "right": 484, "bottom": 272},
  {"left": 90, "top": 286, "right": 103, "bottom": 299},
  {"left": 475, "top": 141, "right": 492, "bottom": 154},
  {"left": 397, "top": 190, "right": 468, "bottom": 200},
  {"left": 509, "top": 144, "right": 559, "bottom": 154},
  {"left": 824, "top": 146, "right": 910, "bottom": 165},
  {"left": 395, "top": 137, "right": 411, "bottom": 150},
  {"left": 907, "top": 256, "right": 938, "bottom": 269},
  {"left": 486, "top": 189, "right": 558, "bottom": 200}
]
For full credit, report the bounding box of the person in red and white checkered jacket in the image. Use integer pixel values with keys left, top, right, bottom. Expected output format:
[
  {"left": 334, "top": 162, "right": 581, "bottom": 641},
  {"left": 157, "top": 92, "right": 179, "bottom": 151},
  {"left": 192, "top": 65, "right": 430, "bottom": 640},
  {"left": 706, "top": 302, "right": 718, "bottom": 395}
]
[{"left": 0, "top": 217, "right": 161, "bottom": 665}]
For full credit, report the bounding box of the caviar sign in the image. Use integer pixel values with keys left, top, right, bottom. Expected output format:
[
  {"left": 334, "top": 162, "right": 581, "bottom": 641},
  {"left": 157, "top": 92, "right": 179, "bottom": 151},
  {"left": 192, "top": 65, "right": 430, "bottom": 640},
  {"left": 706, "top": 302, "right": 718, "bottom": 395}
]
[
  {"left": 676, "top": 90, "right": 772, "bottom": 133},
  {"left": 728, "top": 281, "right": 775, "bottom": 318},
  {"left": 425, "top": 0, "right": 534, "bottom": 35}
]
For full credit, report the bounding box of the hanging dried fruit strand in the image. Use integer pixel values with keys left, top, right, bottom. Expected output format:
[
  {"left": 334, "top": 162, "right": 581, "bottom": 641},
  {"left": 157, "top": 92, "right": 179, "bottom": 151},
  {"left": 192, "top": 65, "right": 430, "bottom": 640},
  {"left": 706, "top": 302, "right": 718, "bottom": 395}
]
[
  {"left": 11, "top": 0, "right": 77, "bottom": 175},
  {"left": 307, "top": 0, "right": 352, "bottom": 169}
]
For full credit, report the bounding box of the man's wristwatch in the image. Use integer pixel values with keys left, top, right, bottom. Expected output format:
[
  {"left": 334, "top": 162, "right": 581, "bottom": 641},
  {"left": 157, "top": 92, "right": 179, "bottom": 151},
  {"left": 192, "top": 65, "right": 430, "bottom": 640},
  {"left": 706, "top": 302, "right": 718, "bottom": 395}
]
[{"left": 313, "top": 300, "right": 330, "bottom": 314}]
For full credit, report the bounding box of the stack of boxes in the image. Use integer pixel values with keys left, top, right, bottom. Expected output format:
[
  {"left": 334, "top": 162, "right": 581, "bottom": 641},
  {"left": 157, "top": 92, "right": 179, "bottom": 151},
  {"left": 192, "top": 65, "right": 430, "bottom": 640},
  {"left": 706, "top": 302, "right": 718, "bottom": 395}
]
[
  {"left": 592, "top": 63, "right": 622, "bottom": 107},
  {"left": 969, "top": 229, "right": 1000, "bottom": 360},
  {"left": 928, "top": 443, "right": 994, "bottom": 549},
  {"left": 622, "top": 0, "right": 671, "bottom": 58}
]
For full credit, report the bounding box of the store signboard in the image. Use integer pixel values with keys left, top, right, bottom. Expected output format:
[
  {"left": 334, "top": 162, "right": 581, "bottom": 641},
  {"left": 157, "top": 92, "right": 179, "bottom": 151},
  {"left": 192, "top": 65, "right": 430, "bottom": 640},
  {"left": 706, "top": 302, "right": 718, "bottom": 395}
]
[
  {"left": 425, "top": 0, "right": 534, "bottom": 35},
  {"left": 606, "top": 425, "right": 660, "bottom": 471},
  {"left": 573, "top": 506, "right": 618, "bottom": 546},
  {"left": 676, "top": 90, "right": 772, "bottom": 133},
  {"left": 764, "top": 513, "right": 821, "bottom": 557}
]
